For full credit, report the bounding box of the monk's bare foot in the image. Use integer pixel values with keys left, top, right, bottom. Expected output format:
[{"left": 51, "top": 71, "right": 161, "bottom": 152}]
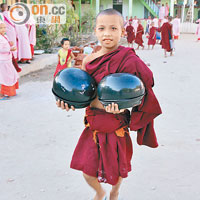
[
  {"left": 110, "top": 191, "right": 119, "bottom": 200},
  {"left": 94, "top": 189, "right": 106, "bottom": 200}
]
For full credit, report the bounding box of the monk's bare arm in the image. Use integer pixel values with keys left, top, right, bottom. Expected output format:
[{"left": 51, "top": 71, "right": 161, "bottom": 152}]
[{"left": 81, "top": 53, "right": 97, "bottom": 71}]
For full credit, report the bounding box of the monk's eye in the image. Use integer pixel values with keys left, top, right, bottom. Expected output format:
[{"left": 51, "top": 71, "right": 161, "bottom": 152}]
[{"left": 98, "top": 27, "right": 104, "bottom": 30}]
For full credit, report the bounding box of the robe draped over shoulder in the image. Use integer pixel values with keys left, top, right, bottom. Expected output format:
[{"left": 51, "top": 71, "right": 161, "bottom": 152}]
[{"left": 86, "top": 46, "right": 162, "bottom": 148}]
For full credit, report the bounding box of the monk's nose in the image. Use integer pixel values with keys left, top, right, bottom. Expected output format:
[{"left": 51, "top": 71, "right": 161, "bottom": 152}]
[{"left": 103, "top": 31, "right": 111, "bottom": 36}]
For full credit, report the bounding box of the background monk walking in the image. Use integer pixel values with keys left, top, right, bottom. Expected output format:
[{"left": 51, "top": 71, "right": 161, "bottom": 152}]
[
  {"left": 135, "top": 20, "right": 144, "bottom": 50},
  {"left": 158, "top": 16, "right": 173, "bottom": 57},
  {"left": 126, "top": 19, "right": 135, "bottom": 47},
  {"left": 148, "top": 22, "right": 156, "bottom": 49}
]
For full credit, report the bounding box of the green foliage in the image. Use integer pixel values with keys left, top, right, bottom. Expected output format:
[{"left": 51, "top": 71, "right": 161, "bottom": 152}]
[
  {"left": 35, "top": 25, "right": 60, "bottom": 53},
  {"left": 60, "top": 3, "right": 79, "bottom": 46},
  {"left": 35, "top": 1, "right": 79, "bottom": 51},
  {"left": 81, "top": 8, "right": 96, "bottom": 33}
]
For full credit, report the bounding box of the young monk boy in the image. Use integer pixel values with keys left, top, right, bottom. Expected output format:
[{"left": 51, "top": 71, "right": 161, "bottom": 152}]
[
  {"left": 148, "top": 22, "right": 157, "bottom": 49},
  {"left": 135, "top": 20, "right": 144, "bottom": 50},
  {"left": 158, "top": 16, "right": 173, "bottom": 57},
  {"left": 126, "top": 19, "right": 135, "bottom": 47},
  {"left": 56, "top": 9, "right": 162, "bottom": 200}
]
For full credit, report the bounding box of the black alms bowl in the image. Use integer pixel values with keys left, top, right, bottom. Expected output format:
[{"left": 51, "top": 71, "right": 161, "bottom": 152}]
[
  {"left": 97, "top": 73, "right": 145, "bottom": 109},
  {"left": 52, "top": 68, "right": 97, "bottom": 108}
]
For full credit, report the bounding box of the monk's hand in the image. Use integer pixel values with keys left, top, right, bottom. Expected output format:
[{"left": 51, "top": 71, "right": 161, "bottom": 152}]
[
  {"left": 9, "top": 41, "right": 14, "bottom": 46},
  {"left": 10, "top": 46, "right": 17, "bottom": 51},
  {"left": 56, "top": 99, "right": 75, "bottom": 111},
  {"left": 105, "top": 103, "right": 125, "bottom": 114}
]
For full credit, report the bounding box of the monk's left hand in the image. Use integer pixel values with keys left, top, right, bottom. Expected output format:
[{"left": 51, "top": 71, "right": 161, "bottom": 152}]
[
  {"left": 9, "top": 41, "right": 14, "bottom": 46},
  {"left": 105, "top": 103, "right": 125, "bottom": 114}
]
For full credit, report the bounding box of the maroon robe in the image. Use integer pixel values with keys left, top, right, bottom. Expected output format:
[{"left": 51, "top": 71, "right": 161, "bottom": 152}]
[
  {"left": 126, "top": 25, "right": 135, "bottom": 43},
  {"left": 158, "top": 22, "right": 172, "bottom": 52},
  {"left": 148, "top": 26, "right": 156, "bottom": 45},
  {"left": 70, "top": 46, "right": 162, "bottom": 185},
  {"left": 135, "top": 24, "right": 144, "bottom": 47}
]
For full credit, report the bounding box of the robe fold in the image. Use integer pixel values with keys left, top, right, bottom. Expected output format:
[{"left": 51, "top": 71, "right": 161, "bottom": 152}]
[
  {"left": 135, "top": 24, "right": 144, "bottom": 47},
  {"left": 70, "top": 46, "right": 162, "bottom": 185},
  {"left": 126, "top": 25, "right": 135, "bottom": 43},
  {"left": 148, "top": 26, "right": 156, "bottom": 45},
  {"left": 158, "top": 22, "right": 172, "bottom": 52}
]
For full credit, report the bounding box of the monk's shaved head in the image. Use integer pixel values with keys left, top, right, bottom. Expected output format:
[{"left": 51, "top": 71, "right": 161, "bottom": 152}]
[{"left": 96, "top": 8, "right": 124, "bottom": 28}]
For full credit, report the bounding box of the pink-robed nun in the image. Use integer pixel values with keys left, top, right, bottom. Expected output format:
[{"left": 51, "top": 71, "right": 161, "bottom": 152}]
[
  {"left": 15, "top": 24, "right": 32, "bottom": 63},
  {"left": 132, "top": 16, "right": 138, "bottom": 33},
  {"left": 26, "top": 16, "right": 36, "bottom": 58},
  {"left": 159, "top": 4, "right": 165, "bottom": 20},
  {"left": 196, "top": 19, "right": 200, "bottom": 41},
  {"left": 2, "top": 11, "right": 17, "bottom": 59},
  {"left": 172, "top": 16, "right": 180, "bottom": 39},
  {"left": 0, "top": 21, "right": 19, "bottom": 98}
]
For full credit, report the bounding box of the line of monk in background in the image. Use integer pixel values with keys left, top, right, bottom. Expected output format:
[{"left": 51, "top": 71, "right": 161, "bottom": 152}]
[{"left": 124, "top": 15, "right": 181, "bottom": 57}]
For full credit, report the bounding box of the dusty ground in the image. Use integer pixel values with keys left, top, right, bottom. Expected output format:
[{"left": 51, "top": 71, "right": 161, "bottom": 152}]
[
  {"left": 19, "top": 65, "right": 56, "bottom": 84},
  {"left": 1, "top": 34, "right": 200, "bottom": 200}
]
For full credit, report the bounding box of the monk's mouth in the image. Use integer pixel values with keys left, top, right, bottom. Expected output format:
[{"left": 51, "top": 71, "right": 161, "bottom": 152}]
[{"left": 103, "top": 39, "right": 112, "bottom": 41}]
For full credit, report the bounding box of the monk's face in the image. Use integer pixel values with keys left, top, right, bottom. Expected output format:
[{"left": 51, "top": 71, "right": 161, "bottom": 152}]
[
  {"left": 95, "top": 14, "right": 124, "bottom": 51},
  {"left": 0, "top": 23, "right": 6, "bottom": 35}
]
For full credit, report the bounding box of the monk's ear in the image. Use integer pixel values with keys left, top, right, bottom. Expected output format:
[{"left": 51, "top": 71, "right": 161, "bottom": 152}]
[{"left": 94, "top": 27, "right": 97, "bottom": 36}]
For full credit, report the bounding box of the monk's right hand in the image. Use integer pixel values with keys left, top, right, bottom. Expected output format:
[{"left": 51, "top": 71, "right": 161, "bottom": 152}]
[
  {"left": 10, "top": 46, "right": 17, "bottom": 51},
  {"left": 56, "top": 99, "right": 75, "bottom": 111}
]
